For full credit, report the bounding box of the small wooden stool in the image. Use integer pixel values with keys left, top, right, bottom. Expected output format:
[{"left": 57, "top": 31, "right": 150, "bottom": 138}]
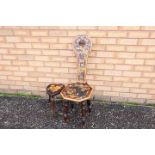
[{"left": 46, "top": 83, "right": 64, "bottom": 115}]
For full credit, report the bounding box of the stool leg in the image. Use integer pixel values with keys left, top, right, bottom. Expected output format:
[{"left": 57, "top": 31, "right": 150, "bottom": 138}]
[
  {"left": 63, "top": 100, "right": 69, "bottom": 123},
  {"left": 48, "top": 95, "right": 51, "bottom": 103},
  {"left": 52, "top": 96, "right": 55, "bottom": 115},
  {"left": 87, "top": 100, "right": 92, "bottom": 113}
]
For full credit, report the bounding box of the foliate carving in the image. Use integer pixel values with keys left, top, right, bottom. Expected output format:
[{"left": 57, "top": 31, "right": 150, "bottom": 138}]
[
  {"left": 74, "top": 35, "right": 91, "bottom": 53},
  {"left": 73, "top": 35, "right": 92, "bottom": 82}
]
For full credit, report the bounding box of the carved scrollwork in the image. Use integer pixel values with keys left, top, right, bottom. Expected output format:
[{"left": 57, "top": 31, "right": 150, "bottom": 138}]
[
  {"left": 73, "top": 35, "right": 92, "bottom": 82},
  {"left": 74, "top": 35, "right": 91, "bottom": 53}
]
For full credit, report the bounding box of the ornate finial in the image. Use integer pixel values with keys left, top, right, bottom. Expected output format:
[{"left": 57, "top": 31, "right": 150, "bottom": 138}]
[{"left": 73, "top": 35, "right": 92, "bottom": 53}]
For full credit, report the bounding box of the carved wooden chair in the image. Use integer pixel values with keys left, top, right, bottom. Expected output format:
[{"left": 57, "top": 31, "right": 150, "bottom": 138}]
[{"left": 60, "top": 35, "right": 93, "bottom": 123}]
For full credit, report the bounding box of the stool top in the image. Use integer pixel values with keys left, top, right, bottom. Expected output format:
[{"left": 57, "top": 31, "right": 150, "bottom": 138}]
[{"left": 46, "top": 83, "right": 64, "bottom": 97}]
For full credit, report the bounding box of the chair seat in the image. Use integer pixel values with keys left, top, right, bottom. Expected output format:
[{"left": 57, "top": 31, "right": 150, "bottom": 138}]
[
  {"left": 46, "top": 83, "right": 64, "bottom": 97},
  {"left": 61, "top": 82, "right": 93, "bottom": 102}
]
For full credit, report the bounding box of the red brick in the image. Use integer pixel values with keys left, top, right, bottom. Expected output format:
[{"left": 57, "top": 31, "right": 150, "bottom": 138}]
[
  {"left": 31, "top": 30, "right": 48, "bottom": 36},
  {"left": 128, "top": 31, "right": 149, "bottom": 38},
  {"left": 108, "top": 31, "right": 127, "bottom": 37},
  {"left": 97, "top": 38, "right": 116, "bottom": 44},
  {"left": 0, "top": 30, "right": 13, "bottom": 35},
  {"left": 118, "top": 39, "right": 138, "bottom": 45}
]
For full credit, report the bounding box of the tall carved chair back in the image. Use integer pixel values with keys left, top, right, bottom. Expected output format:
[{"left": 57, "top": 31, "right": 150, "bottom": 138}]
[{"left": 73, "top": 35, "right": 92, "bottom": 83}]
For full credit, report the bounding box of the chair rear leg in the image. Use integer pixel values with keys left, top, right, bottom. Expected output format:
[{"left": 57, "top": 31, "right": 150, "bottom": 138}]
[
  {"left": 70, "top": 102, "right": 74, "bottom": 111},
  {"left": 80, "top": 102, "right": 87, "bottom": 126},
  {"left": 87, "top": 100, "right": 92, "bottom": 113}
]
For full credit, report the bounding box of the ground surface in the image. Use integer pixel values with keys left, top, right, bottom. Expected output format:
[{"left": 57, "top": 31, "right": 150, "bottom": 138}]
[{"left": 0, "top": 96, "right": 155, "bottom": 129}]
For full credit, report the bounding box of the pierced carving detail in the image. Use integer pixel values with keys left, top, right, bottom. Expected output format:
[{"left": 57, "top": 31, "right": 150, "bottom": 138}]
[{"left": 73, "top": 35, "right": 92, "bottom": 82}]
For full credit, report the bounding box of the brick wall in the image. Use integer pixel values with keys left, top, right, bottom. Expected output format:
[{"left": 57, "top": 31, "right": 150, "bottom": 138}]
[{"left": 0, "top": 26, "right": 155, "bottom": 104}]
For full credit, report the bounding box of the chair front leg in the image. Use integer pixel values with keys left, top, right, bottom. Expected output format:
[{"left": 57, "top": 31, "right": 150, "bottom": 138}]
[{"left": 63, "top": 100, "right": 69, "bottom": 123}]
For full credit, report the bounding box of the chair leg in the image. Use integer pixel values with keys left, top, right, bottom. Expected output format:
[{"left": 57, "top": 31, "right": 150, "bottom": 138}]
[
  {"left": 70, "top": 102, "right": 74, "bottom": 111},
  {"left": 87, "top": 100, "right": 92, "bottom": 113},
  {"left": 63, "top": 100, "right": 69, "bottom": 123},
  {"left": 80, "top": 102, "right": 86, "bottom": 126}
]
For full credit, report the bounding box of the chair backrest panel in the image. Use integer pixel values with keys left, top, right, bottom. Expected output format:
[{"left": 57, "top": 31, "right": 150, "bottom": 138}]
[{"left": 73, "top": 35, "right": 92, "bottom": 83}]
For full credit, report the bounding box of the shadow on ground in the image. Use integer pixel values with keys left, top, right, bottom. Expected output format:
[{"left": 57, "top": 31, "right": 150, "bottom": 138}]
[{"left": 0, "top": 96, "right": 155, "bottom": 129}]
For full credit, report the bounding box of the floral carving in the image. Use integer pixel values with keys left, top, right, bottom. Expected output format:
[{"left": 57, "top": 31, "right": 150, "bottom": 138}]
[{"left": 73, "top": 35, "right": 92, "bottom": 82}]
